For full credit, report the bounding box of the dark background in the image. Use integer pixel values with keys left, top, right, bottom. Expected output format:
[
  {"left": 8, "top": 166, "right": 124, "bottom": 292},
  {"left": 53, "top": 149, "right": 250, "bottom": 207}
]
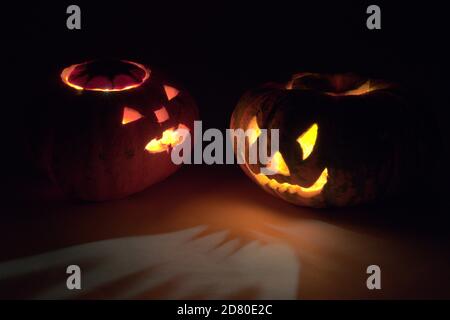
[
  {"left": 1, "top": 1, "right": 450, "bottom": 299},
  {"left": 5, "top": 1, "right": 449, "bottom": 149}
]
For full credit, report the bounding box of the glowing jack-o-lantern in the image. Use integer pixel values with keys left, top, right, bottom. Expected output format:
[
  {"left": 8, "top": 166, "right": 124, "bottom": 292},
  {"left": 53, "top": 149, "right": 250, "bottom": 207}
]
[
  {"left": 231, "top": 72, "right": 427, "bottom": 207},
  {"left": 39, "top": 59, "right": 198, "bottom": 201}
]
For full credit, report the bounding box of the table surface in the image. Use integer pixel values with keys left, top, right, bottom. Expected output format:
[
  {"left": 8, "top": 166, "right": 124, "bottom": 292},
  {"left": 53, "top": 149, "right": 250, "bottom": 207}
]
[{"left": 1, "top": 165, "right": 449, "bottom": 299}]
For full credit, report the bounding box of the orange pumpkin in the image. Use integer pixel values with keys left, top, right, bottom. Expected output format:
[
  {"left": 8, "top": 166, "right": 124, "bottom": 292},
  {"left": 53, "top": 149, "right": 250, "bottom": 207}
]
[
  {"left": 39, "top": 59, "right": 198, "bottom": 201},
  {"left": 231, "top": 72, "right": 426, "bottom": 207}
]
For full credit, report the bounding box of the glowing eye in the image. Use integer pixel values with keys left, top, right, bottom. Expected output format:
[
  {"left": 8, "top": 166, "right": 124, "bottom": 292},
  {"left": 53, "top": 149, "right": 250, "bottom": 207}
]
[
  {"left": 247, "top": 116, "right": 262, "bottom": 145},
  {"left": 297, "top": 123, "right": 318, "bottom": 160},
  {"left": 122, "top": 107, "right": 143, "bottom": 125},
  {"left": 163, "top": 85, "right": 179, "bottom": 101},
  {"left": 266, "top": 151, "right": 290, "bottom": 176}
]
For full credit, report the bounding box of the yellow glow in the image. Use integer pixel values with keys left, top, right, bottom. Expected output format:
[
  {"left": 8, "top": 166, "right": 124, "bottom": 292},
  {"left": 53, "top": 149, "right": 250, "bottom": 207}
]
[
  {"left": 266, "top": 151, "right": 290, "bottom": 176},
  {"left": 145, "top": 124, "right": 189, "bottom": 153},
  {"left": 247, "top": 116, "right": 262, "bottom": 145},
  {"left": 255, "top": 168, "right": 328, "bottom": 198},
  {"left": 244, "top": 116, "right": 328, "bottom": 198},
  {"left": 61, "top": 60, "right": 150, "bottom": 92},
  {"left": 297, "top": 123, "right": 318, "bottom": 160}
]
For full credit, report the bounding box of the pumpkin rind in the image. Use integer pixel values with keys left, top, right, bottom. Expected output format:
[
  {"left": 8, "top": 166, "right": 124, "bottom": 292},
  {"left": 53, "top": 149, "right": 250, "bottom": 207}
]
[
  {"left": 38, "top": 60, "right": 198, "bottom": 201},
  {"left": 231, "top": 73, "right": 425, "bottom": 208}
]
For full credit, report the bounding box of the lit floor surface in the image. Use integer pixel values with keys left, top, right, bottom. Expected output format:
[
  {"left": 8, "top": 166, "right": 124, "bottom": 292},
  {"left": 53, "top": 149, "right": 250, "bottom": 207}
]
[{"left": 1, "top": 165, "right": 449, "bottom": 299}]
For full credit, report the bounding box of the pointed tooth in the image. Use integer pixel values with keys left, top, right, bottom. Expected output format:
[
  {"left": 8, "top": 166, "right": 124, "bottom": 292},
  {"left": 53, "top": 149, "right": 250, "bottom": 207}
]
[
  {"left": 287, "top": 186, "right": 297, "bottom": 194},
  {"left": 255, "top": 174, "right": 269, "bottom": 186},
  {"left": 278, "top": 183, "right": 289, "bottom": 193},
  {"left": 268, "top": 179, "right": 278, "bottom": 189}
]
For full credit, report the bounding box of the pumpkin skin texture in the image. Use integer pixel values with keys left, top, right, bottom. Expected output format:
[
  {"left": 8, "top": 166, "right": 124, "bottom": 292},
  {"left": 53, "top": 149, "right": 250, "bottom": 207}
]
[
  {"left": 231, "top": 73, "right": 424, "bottom": 208},
  {"left": 42, "top": 59, "right": 198, "bottom": 201}
]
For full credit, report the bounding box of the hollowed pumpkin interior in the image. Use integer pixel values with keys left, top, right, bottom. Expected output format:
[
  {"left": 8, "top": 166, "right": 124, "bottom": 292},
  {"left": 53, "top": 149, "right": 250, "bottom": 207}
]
[
  {"left": 61, "top": 59, "right": 150, "bottom": 92},
  {"left": 287, "top": 73, "right": 388, "bottom": 96}
]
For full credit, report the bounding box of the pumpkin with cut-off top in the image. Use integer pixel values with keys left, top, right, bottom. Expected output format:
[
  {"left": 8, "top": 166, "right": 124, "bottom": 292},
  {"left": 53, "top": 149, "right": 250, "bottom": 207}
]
[
  {"left": 39, "top": 59, "right": 198, "bottom": 201},
  {"left": 230, "top": 72, "right": 428, "bottom": 208}
]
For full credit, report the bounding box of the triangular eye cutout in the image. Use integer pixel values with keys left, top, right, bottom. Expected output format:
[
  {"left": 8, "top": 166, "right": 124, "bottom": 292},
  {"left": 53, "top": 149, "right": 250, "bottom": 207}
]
[
  {"left": 266, "top": 151, "right": 291, "bottom": 176},
  {"left": 297, "top": 123, "right": 318, "bottom": 160},
  {"left": 122, "top": 107, "right": 144, "bottom": 124},
  {"left": 163, "top": 85, "right": 179, "bottom": 101}
]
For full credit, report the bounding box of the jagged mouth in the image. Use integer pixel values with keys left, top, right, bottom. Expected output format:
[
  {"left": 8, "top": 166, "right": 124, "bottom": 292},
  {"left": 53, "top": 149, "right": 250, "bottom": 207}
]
[{"left": 252, "top": 168, "right": 328, "bottom": 198}]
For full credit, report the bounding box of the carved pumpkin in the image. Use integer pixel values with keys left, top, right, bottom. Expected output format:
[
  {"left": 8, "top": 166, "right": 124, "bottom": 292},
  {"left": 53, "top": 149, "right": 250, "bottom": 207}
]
[
  {"left": 41, "top": 59, "right": 198, "bottom": 201},
  {"left": 231, "top": 72, "right": 425, "bottom": 208}
]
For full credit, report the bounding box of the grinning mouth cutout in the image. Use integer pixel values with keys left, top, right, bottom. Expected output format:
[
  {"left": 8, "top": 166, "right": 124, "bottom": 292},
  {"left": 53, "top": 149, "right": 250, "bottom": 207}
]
[
  {"left": 253, "top": 168, "right": 328, "bottom": 198},
  {"left": 245, "top": 116, "right": 329, "bottom": 198}
]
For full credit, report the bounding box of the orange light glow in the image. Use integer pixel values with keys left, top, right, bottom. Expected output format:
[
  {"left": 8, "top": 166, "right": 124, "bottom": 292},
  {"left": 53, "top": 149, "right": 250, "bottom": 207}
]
[
  {"left": 255, "top": 168, "right": 328, "bottom": 198},
  {"left": 245, "top": 116, "right": 328, "bottom": 198},
  {"left": 325, "top": 80, "right": 378, "bottom": 96},
  {"left": 61, "top": 60, "right": 150, "bottom": 92},
  {"left": 145, "top": 124, "right": 189, "bottom": 153},
  {"left": 122, "top": 107, "right": 144, "bottom": 125},
  {"left": 154, "top": 106, "right": 170, "bottom": 123},
  {"left": 266, "top": 151, "right": 291, "bottom": 176},
  {"left": 163, "top": 85, "right": 179, "bottom": 101},
  {"left": 286, "top": 73, "right": 389, "bottom": 96},
  {"left": 247, "top": 116, "right": 262, "bottom": 146}
]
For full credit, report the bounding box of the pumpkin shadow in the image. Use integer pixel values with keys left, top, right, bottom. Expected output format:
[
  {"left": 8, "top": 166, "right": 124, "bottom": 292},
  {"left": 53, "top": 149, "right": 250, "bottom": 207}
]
[
  {"left": 1, "top": 164, "right": 450, "bottom": 299},
  {"left": 0, "top": 226, "right": 300, "bottom": 299}
]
